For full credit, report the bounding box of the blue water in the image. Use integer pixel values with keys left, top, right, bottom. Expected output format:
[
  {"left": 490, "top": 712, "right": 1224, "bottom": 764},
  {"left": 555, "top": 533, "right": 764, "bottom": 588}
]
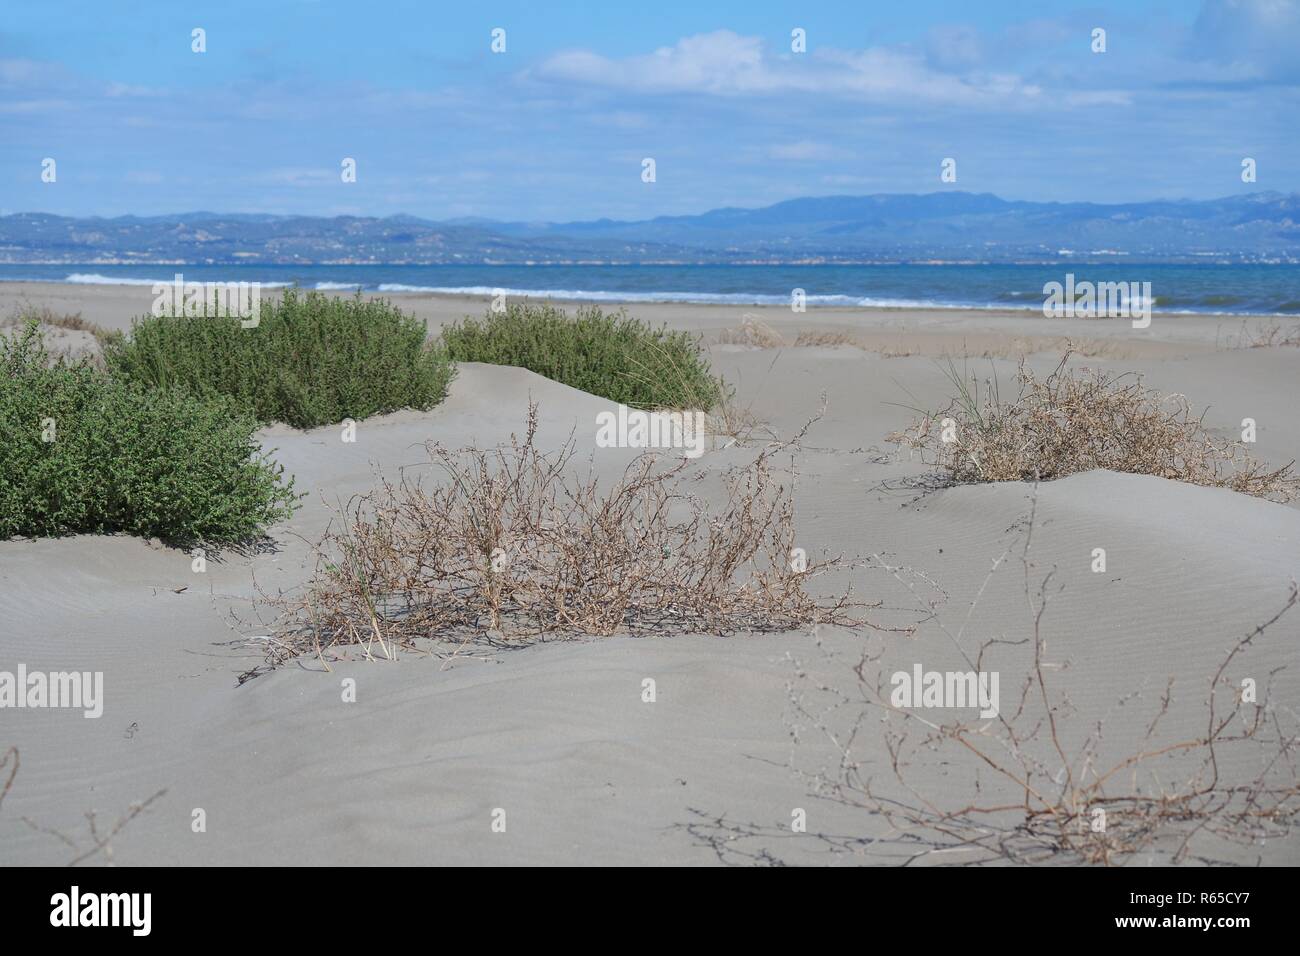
[{"left": 3, "top": 263, "right": 1299, "bottom": 315}]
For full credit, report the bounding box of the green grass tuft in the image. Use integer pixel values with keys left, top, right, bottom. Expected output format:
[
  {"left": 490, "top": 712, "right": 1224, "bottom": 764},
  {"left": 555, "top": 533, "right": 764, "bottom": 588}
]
[
  {"left": 1, "top": 321, "right": 299, "bottom": 545},
  {"left": 440, "top": 302, "right": 725, "bottom": 410},
  {"left": 104, "top": 289, "right": 454, "bottom": 429}
]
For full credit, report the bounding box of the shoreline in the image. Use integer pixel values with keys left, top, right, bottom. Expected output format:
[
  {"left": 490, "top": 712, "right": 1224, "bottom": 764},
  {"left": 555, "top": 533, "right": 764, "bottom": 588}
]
[
  {"left": 3, "top": 270, "right": 1300, "bottom": 318},
  {"left": 3, "top": 280, "right": 1298, "bottom": 357}
]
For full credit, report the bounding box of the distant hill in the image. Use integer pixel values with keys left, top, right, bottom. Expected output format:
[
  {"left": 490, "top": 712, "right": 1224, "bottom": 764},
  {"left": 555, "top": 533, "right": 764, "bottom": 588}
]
[{"left": 3, "top": 192, "right": 1298, "bottom": 264}]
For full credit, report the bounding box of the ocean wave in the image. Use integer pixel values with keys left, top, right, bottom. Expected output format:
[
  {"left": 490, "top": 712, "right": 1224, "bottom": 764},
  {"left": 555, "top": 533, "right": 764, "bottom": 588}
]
[
  {"left": 63, "top": 273, "right": 292, "bottom": 288},
  {"left": 377, "top": 283, "right": 804, "bottom": 303},
  {"left": 64, "top": 273, "right": 163, "bottom": 286},
  {"left": 373, "top": 284, "right": 996, "bottom": 310},
  {"left": 0, "top": 271, "right": 1289, "bottom": 316}
]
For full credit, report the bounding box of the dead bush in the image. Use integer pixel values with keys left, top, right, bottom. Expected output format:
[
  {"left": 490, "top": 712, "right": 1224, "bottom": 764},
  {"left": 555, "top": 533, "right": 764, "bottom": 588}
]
[
  {"left": 1222, "top": 318, "right": 1300, "bottom": 350},
  {"left": 785, "top": 495, "right": 1300, "bottom": 865},
  {"left": 2, "top": 304, "right": 111, "bottom": 341},
  {"left": 887, "top": 352, "right": 1298, "bottom": 501},
  {"left": 717, "top": 314, "right": 788, "bottom": 349},
  {"left": 1, "top": 305, "right": 114, "bottom": 368},
  {"left": 792, "top": 330, "right": 857, "bottom": 348},
  {"left": 715, "top": 320, "right": 858, "bottom": 351},
  {"left": 265, "top": 405, "right": 872, "bottom": 664}
]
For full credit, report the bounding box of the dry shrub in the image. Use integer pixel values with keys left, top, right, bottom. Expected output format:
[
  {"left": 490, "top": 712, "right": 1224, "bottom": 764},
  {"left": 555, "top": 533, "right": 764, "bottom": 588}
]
[
  {"left": 2, "top": 305, "right": 111, "bottom": 341},
  {"left": 1002, "top": 335, "right": 1126, "bottom": 359},
  {"left": 707, "top": 391, "right": 776, "bottom": 446},
  {"left": 267, "top": 405, "right": 871, "bottom": 663},
  {"left": 888, "top": 352, "right": 1299, "bottom": 501},
  {"left": 717, "top": 314, "right": 788, "bottom": 348},
  {"left": 0, "top": 745, "right": 15, "bottom": 812},
  {"left": 856, "top": 336, "right": 1135, "bottom": 361},
  {"left": 2, "top": 305, "right": 114, "bottom": 367},
  {"left": 719, "top": 326, "right": 1146, "bottom": 361},
  {"left": 785, "top": 497, "right": 1300, "bottom": 865},
  {"left": 1222, "top": 319, "right": 1300, "bottom": 349},
  {"left": 792, "top": 330, "right": 857, "bottom": 348},
  {"left": 873, "top": 343, "right": 921, "bottom": 358},
  {"left": 716, "top": 321, "right": 859, "bottom": 351},
  {"left": 1, "top": 744, "right": 166, "bottom": 865}
]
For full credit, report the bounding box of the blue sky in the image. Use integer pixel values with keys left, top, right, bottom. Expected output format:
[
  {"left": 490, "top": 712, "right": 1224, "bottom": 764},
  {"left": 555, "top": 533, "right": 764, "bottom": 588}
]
[{"left": 2, "top": 0, "right": 1298, "bottom": 220}]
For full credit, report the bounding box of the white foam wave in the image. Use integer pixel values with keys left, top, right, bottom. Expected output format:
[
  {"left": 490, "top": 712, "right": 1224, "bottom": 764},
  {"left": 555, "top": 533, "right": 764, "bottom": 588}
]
[
  {"left": 62, "top": 273, "right": 291, "bottom": 288},
  {"left": 64, "top": 273, "right": 162, "bottom": 286},
  {"left": 374, "top": 284, "right": 989, "bottom": 309}
]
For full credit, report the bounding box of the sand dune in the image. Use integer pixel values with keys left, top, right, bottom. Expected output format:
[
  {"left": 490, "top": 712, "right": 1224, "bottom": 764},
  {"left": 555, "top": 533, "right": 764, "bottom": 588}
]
[{"left": 2, "top": 285, "right": 1299, "bottom": 865}]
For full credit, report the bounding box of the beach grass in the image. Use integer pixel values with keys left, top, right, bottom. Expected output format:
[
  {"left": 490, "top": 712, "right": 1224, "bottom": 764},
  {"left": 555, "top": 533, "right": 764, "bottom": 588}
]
[
  {"left": 103, "top": 289, "right": 454, "bottom": 429},
  {"left": 441, "top": 302, "right": 726, "bottom": 411},
  {"left": 1, "top": 321, "right": 298, "bottom": 544}
]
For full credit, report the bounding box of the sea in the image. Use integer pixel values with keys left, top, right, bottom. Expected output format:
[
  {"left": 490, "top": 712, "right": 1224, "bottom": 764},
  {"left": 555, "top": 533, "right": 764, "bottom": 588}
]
[{"left": 3, "top": 263, "right": 1300, "bottom": 315}]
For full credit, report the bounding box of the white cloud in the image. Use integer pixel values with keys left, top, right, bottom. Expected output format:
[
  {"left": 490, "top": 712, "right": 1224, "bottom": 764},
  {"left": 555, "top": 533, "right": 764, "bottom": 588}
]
[
  {"left": 768, "top": 140, "right": 840, "bottom": 161},
  {"left": 536, "top": 31, "right": 770, "bottom": 95},
  {"left": 532, "top": 30, "right": 1043, "bottom": 107},
  {"left": 925, "top": 24, "right": 985, "bottom": 72},
  {"left": 1190, "top": 0, "right": 1300, "bottom": 82}
]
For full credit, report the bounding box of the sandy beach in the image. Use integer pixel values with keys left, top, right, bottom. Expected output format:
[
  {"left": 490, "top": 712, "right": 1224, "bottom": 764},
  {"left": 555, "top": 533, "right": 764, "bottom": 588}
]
[{"left": 2, "top": 281, "right": 1299, "bottom": 866}]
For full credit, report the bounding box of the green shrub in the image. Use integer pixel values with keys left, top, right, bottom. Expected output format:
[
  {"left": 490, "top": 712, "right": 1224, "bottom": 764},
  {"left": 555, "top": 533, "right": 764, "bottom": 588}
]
[
  {"left": 104, "top": 289, "right": 454, "bottom": 428},
  {"left": 441, "top": 303, "right": 725, "bottom": 409},
  {"left": 1, "top": 322, "right": 298, "bottom": 544}
]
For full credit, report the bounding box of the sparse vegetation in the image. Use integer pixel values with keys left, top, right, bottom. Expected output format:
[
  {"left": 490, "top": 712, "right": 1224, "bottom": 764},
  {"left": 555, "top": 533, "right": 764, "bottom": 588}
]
[
  {"left": 1, "top": 322, "right": 298, "bottom": 544},
  {"left": 2, "top": 304, "right": 117, "bottom": 367},
  {"left": 716, "top": 318, "right": 1159, "bottom": 361},
  {"left": 104, "top": 289, "right": 454, "bottom": 429},
  {"left": 2, "top": 304, "right": 115, "bottom": 344},
  {"left": 1222, "top": 318, "right": 1300, "bottom": 349},
  {"left": 888, "top": 352, "right": 1299, "bottom": 501},
  {"left": 441, "top": 302, "right": 725, "bottom": 410},
  {"left": 716, "top": 317, "right": 861, "bottom": 350},
  {"left": 259, "top": 405, "right": 866, "bottom": 671},
  {"left": 717, "top": 315, "right": 791, "bottom": 349},
  {"left": 783, "top": 498, "right": 1300, "bottom": 866}
]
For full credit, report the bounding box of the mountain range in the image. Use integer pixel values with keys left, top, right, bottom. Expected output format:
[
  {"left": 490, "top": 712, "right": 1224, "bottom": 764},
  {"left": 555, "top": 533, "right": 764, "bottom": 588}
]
[{"left": 3, "top": 192, "right": 1299, "bottom": 264}]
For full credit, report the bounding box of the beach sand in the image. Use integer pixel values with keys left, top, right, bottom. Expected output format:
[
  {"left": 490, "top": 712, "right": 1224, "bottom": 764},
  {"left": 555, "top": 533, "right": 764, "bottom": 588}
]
[{"left": 2, "top": 281, "right": 1298, "bottom": 865}]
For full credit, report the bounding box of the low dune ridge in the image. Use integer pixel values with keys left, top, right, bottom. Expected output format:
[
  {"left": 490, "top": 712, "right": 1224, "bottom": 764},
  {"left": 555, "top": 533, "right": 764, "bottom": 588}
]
[{"left": 2, "top": 284, "right": 1299, "bottom": 865}]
